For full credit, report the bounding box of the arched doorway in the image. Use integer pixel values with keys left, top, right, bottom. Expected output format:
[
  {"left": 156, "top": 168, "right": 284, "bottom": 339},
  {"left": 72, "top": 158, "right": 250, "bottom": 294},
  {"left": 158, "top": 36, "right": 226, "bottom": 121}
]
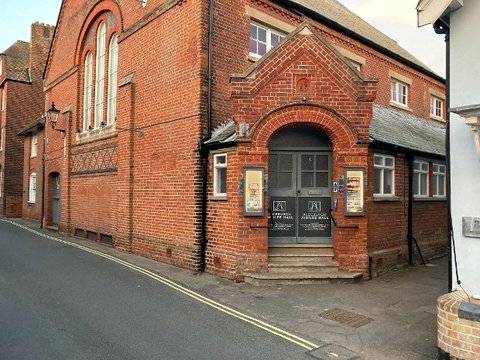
[
  {"left": 50, "top": 173, "right": 61, "bottom": 225},
  {"left": 268, "top": 126, "right": 332, "bottom": 244}
]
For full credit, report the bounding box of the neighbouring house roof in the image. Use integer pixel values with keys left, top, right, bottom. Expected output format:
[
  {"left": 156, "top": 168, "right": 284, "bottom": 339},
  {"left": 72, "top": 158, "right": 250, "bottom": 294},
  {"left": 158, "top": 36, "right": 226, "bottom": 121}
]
[
  {"left": 283, "top": 0, "right": 441, "bottom": 79},
  {"left": 204, "top": 119, "right": 236, "bottom": 145},
  {"left": 18, "top": 117, "right": 45, "bottom": 136},
  {"left": 0, "top": 40, "right": 31, "bottom": 84},
  {"left": 370, "top": 104, "right": 446, "bottom": 157}
]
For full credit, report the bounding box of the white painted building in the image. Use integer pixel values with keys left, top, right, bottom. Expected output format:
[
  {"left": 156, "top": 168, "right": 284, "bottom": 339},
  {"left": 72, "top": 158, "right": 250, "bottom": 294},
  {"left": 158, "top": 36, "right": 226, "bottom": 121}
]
[
  {"left": 418, "top": 0, "right": 480, "bottom": 297},
  {"left": 417, "top": 1, "right": 480, "bottom": 358}
]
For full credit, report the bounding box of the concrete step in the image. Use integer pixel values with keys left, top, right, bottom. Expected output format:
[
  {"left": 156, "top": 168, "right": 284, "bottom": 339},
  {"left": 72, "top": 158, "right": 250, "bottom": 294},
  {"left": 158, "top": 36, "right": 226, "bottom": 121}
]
[
  {"left": 268, "top": 260, "right": 339, "bottom": 272},
  {"left": 268, "top": 255, "right": 335, "bottom": 264},
  {"left": 243, "top": 270, "right": 363, "bottom": 286},
  {"left": 269, "top": 244, "right": 334, "bottom": 257}
]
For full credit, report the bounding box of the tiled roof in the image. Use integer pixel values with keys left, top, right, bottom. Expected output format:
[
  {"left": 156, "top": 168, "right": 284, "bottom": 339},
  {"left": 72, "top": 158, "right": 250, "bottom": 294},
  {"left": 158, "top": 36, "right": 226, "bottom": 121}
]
[
  {"left": 204, "top": 119, "right": 236, "bottom": 145},
  {"left": 370, "top": 104, "right": 446, "bottom": 156},
  {"left": 290, "top": 0, "right": 436, "bottom": 76},
  {"left": 1, "top": 41, "right": 31, "bottom": 83}
]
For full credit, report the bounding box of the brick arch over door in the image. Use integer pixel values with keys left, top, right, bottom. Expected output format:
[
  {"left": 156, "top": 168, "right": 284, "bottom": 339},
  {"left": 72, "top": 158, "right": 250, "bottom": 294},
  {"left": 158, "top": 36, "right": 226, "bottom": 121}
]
[{"left": 250, "top": 104, "right": 360, "bottom": 150}]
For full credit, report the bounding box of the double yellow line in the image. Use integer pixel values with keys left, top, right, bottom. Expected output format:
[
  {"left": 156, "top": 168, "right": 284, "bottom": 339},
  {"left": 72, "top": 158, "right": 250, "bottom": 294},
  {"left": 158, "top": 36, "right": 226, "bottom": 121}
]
[{"left": 3, "top": 219, "right": 319, "bottom": 351}]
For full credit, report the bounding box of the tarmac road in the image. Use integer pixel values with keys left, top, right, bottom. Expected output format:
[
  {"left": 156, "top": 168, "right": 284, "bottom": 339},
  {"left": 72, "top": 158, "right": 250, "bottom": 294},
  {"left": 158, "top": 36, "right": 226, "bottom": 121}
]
[{"left": 0, "top": 219, "right": 314, "bottom": 360}]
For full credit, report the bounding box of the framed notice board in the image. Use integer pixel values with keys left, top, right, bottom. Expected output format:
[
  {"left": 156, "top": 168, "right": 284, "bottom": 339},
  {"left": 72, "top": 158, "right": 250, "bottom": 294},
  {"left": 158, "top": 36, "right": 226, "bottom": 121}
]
[
  {"left": 243, "top": 167, "right": 264, "bottom": 216},
  {"left": 344, "top": 167, "right": 365, "bottom": 216}
]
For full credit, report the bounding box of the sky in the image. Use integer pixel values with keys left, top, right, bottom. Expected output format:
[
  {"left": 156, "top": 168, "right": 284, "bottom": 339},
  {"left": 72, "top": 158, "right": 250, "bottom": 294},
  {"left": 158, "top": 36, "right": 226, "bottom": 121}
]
[{"left": 0, "top": 0, "right": 446, "bottom": 77}]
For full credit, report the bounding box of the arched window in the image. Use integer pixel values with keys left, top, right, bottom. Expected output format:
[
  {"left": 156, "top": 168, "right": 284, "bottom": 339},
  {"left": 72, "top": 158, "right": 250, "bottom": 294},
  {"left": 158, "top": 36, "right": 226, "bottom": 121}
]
[
  {"left": 107, "top": 34, "right": 118, "bottom": 125},
  {"left": 83, "top": 52, "right": 93, "bottom": 131},
  {"left": 94, "top": 22, "right": 106, "bottom": 129}
]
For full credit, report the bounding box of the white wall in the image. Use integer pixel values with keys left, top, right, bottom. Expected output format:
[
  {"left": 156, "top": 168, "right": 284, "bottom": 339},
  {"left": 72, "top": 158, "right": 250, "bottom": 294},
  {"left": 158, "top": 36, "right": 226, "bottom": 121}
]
[{"left": 449, "top": 0, "right": 480, "bottom": 296}]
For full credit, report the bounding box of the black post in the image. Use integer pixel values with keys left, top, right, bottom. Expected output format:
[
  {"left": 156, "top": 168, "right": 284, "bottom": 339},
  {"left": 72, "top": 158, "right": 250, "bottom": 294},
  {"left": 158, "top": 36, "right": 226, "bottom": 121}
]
[{"left": 407, "top": 152, "right": 414, "bottom": 266}]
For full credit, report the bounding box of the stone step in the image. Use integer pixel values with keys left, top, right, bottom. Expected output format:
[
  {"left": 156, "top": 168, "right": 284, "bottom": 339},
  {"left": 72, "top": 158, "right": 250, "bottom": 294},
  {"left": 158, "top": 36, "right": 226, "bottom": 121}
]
[
  {"left": 268, "top": 255, "right": 335, "bottom": 264},
  {"left": 268, "top": 259, "right": 339, "bottom": 271},
  {"left": 243, "top": 270, "right": 363, "bottom": 286},
  {"left": 269, "top": 244, "right": 334, "bottom": 257}
]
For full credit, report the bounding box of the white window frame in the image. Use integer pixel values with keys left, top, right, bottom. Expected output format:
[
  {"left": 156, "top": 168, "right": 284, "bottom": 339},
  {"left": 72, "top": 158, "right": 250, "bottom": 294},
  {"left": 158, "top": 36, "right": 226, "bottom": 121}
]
[
  {"left": 390, "top": 79, "right": 408, "bottom": 106},
  {"left": 28, "top": 172, "right": 37, "bottom": 203},
  {"left": 31, "top": 133, "right": 38, "bottom": 158},
  {"left": 107, "top": 34, "right": 119, "bottom": 125},
  {"left": 0, "top": 128, "right": 3, "bottom": 151},
  {"left": 374, "top": 154, "right": 395, "bottom": 196},
  {"left": 430, "top": 95, "right": 443, "bottom": 119},
  {"left": 1, "top": 88, "right": 5, "bottom": 111},
  {"left": 413, "top": 160, "right": 429, "bottom": 197},
  {"left": 83, "top": 52, "right": 93, "bottom": 132},
  {"left": 213, "top": 154, "right": 227, "bottom": 197},
  {"left": 433, "top": 163, "right": 446, "bottom": 197},
  {"left": 94, "top": 22, "right": 106, "bottom": 129},
  {"left": 249, "top": 22, "right": 285, "bottom": 59}
]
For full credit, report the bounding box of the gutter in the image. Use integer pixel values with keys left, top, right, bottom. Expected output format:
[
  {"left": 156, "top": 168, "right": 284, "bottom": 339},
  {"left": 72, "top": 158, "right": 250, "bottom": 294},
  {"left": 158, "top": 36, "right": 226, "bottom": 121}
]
[{"left": 274, "top": 0, "right": 445, "bottom": 84}]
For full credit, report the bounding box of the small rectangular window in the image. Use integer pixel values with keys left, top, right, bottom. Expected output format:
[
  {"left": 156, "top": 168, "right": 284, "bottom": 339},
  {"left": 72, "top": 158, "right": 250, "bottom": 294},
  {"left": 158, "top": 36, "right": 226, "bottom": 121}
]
[
  {"left": 29, "top": 173, "right": 37, "bottom": 203},
  {"left": 390, "top": 79, "right": 408, "bottom": 106},
  {"left": 249, "top": 22, "right": 285, "bottom": 59},
  {"left": 433, "top": 163, "right": 446, "bottom": 197},
  {"left": 213, "top": 154, "right": 227, "bottom": 196},
  {"left": 413, "top": 160, "right": 429, "bottom": 197},
  {"left": 31, "top": 133, "right": 38, "bottom": 158},
  {"left": 374, "top": 154, "right": 395, "bottom": 196},
  {"left": 430, "top": 96, "right": 443, "bottom": 119}
]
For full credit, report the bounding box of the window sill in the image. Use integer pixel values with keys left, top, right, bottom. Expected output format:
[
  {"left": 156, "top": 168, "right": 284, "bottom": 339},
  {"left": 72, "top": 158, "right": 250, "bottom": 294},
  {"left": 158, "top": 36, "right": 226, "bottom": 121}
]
[
  {"left": 414, "top": 197, "right": 447, "bottom": 202},
  {"left": 211, "top": 195, "right": 228, "bottom": 201},
  {"left": 389, "top": 101, "right": 412, "bottom": 112},
  {"left": 430, "top": 115, "right": 445, "bottom": 123},
  {"left": 248, "top": 54, "right": 261, "bottom": 63},
  {"left": 27, "top": 201, "right": 36, "bottom": 205},
  {"left": 76, "top": 123, "right": 116, "bottom": 145},
  {"left": 373, "top": 196, "right": 400, "bottom": 202}
]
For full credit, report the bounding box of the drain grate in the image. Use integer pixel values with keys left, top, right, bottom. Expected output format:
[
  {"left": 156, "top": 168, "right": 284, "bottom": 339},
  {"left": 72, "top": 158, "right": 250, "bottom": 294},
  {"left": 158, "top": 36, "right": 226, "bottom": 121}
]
[{"left": 319, "top": 308, "right": 373, "bottom": 328}]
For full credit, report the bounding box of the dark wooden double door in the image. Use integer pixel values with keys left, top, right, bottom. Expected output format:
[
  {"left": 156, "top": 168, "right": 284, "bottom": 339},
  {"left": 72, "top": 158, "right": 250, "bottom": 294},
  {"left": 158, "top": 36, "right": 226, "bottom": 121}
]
[{"left": 268, "top": 151, "right": 332, "bottom": 244}]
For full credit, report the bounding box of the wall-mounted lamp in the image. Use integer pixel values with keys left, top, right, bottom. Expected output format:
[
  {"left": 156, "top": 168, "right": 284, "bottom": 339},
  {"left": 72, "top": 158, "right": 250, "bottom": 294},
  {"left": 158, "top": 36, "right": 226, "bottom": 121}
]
[
  {"left": 139, "top": 0, "right": 147, "bottom": 7},
  {"left": 46, "top": 101, "right": 65, "bottom": 134},
  {"left": 450, "top": 104, "right": 480, "bottom": 159}
]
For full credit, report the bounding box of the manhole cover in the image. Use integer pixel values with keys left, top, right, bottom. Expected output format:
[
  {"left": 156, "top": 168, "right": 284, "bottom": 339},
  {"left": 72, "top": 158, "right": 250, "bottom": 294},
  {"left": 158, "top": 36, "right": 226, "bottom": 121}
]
[{"left": 319, "top": 308, "right": 373, "bottom": 328}]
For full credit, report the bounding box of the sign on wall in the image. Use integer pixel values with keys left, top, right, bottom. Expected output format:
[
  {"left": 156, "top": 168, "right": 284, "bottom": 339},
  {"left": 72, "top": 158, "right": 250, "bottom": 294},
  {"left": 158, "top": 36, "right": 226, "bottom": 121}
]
[
  {"left": 344, "top": 167, "right": 365, "bottom": 216},
  {"left": 243, "top": 167, "right": 264, "bottom": 216}
]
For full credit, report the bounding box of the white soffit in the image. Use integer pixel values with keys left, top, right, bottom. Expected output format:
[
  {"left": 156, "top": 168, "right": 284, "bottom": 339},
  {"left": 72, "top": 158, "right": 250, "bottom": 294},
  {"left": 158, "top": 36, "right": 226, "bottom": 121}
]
[{"left": 416, "top": 0, "right": 463, "bottom": 26}]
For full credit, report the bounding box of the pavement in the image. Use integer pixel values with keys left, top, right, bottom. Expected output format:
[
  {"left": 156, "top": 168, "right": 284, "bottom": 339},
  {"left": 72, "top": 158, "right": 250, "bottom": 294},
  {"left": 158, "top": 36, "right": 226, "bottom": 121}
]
[{"left": 8, "top": 218, "right": 447, "bottom": 360}]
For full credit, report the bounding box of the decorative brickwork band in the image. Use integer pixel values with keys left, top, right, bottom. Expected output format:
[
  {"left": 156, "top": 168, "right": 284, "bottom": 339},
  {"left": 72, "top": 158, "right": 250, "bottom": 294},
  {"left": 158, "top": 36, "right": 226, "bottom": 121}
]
[{"left": 71, "top": 146, "right": 118, "bottom": 175}]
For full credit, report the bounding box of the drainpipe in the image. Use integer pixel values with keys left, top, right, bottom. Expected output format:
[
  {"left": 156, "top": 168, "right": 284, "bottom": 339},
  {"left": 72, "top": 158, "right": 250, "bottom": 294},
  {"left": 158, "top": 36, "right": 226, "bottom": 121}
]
[
  {"left": 443, "top": 24, "right": 452, "bottom": 292},
  {"left": 433, "top": 18, "right": 451, "bottom": 292},
  {"left": 40, "top": 121, "right": 46, "bottom": 229},
  {"left": 198, "top": 0, "right": 215, "bottom": 273},
  {"left": 407, "top": 152, "right": 414, "bottom": 266}
]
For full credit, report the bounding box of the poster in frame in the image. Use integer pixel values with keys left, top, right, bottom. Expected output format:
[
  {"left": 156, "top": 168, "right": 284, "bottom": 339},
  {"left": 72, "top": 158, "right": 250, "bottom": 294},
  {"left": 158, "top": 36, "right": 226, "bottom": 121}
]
[
  {"left": 243, "top": 167, "right": 264, "bottom": 216},
  {"left": 344, "top": 167, "right": 365, "bottom": 216}
]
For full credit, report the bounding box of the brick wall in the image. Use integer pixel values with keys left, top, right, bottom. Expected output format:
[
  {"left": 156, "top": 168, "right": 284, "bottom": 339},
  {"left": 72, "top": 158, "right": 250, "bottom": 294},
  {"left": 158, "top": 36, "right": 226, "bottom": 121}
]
[
  {"left": 21, "top": 130, "right": 44, "bottom": 221},
  {"left": 44, "top": 0, "right": 206, "bottom": 269},
  {"left": 1, "top": 23, "right": 53, "bottom": 218},
  {"left": 367, "top": 150, "right": 448, "bottom": 276},
  {"left": 437, "top": 291, "right": 480, "bottom": 359}
]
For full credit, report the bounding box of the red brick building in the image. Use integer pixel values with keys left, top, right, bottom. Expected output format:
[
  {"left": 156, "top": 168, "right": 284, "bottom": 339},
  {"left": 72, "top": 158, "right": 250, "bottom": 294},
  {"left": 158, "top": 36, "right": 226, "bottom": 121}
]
[
  {"left": 40, "top": 0, "right": 447, "bottom": 283},
  {"left": 0, "top": 23, "right": 54, "bottom": 218}
]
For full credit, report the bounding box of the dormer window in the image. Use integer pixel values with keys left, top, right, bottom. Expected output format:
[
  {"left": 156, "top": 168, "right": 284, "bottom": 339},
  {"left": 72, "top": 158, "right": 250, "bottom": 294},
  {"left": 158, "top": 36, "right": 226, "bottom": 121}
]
[{"left": 249, "top": 22, "right": 285, "bottom": 59}]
